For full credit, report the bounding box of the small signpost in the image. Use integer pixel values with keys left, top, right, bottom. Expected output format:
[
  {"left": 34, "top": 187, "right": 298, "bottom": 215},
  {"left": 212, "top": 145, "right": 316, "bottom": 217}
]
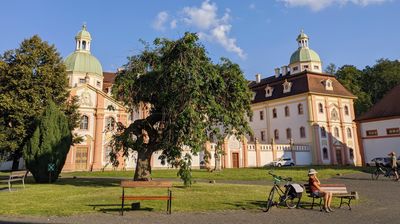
[{"left": 48, "top": 163, "right": 55, "bottom": 183}]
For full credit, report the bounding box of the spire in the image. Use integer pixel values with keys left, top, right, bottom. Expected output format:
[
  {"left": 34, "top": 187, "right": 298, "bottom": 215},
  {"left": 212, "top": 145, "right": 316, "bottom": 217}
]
[
  {"left": 75, "top": 23, "right": 92, "bottom": 52},
  {"left": 296, "top": 29, "right": 309, "bottom": 48}
]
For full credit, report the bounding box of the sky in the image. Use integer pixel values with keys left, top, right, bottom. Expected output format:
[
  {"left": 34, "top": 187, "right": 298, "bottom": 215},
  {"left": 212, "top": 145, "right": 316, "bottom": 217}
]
[{"left": 1, "top": 0, "right": 399, "bottom": 80}]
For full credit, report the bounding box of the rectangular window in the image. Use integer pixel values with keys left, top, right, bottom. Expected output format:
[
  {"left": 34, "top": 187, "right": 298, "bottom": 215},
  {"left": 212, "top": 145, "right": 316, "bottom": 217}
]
[
  {"left": 260, "top": 131, "right": 265, "bottom": 141},
  {"left": 249, "top": 115, "right": 253, "bottom": 122},
  {"left": 293, "top": 66, "right": 298, "bottom": 71},
  {"left": 96, "top": 81, "right": 101, "bottom": 87},
  {"left": 387, "top": 128, "right": 400, "bottom": 135},
  {"left": 314, "top": 65, "right": 319, "bottom": 70},
  {"left": 366, "top": 130, "right": 378, "bottom": 136},
  {"left": 260, "top": 111, "right": 264, "bottom": 120},
  {"left": 79, "top": 78, "right": 86, "bottom": 83},
  {"left": 303, "top": 65, "right": 309, "bottom": 69}
]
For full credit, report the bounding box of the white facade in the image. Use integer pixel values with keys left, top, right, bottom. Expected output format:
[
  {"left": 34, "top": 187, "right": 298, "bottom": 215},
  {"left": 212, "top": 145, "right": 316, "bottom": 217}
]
[{"left": 359, "top": 118, "right": 400, "bottom": 163}]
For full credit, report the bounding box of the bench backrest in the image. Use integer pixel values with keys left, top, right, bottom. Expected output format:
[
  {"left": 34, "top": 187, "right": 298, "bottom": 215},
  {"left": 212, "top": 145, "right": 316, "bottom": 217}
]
[
  {"left": 304, "top": 183, "right": 348, "bottom": 194},
  {"left": 10, "top": 170, "right": 28, "bottom": 179},
  {"left": 121, "top": 180, "right": 172, "bottom": 188}
]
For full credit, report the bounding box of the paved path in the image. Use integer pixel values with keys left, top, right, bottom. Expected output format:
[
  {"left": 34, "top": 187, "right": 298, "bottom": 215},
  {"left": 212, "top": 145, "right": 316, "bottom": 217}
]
[{"left": 0, "top": 173, "right": 399, "bottom": 224}]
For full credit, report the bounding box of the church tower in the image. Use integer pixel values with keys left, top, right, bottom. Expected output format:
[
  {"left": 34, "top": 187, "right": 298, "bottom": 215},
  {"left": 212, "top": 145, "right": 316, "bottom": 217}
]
[
  {"left": 64, "top": 24, "right": 103, "bottom": 90},
  {"left": 288, "top": 30, "right": 322, "bottom": 74}
]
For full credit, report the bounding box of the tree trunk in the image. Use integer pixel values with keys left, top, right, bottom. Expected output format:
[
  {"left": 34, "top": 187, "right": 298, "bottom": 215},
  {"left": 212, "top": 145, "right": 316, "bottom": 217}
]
[{"left": 134, "top": 150, "right": 153, "bottom": 181}]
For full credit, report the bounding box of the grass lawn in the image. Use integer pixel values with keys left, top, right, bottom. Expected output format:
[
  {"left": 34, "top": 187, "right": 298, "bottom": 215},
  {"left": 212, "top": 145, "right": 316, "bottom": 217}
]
[
  {"left": 0, "top": 167, "right": 365, "bottom": 216},
  {"left": 63, "top": 166, "right": 367, "bottom": 182}
]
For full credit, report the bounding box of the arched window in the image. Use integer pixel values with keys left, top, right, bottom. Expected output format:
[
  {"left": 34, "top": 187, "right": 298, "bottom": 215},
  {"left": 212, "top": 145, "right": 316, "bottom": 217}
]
[
  {"left": 285, "top": 106, "right": 290, "bottom": 117},
  {"left": 82, "top": 41, "right": 87, "bottom": 50},
  {"left": 106, "top": 117, "right": 116, "bottom": 131},
  {"left": 344, "top": 106, "right": 349, "bottom": 116},
  {"left": 300, "top": 127, "right": 306, "bottom": 138},
  {"left": 80, "top": 115, "right": 89, "bottom": 130},
  {"left": 318, "top": 103, "right": 324, "bottom": 113},
  {"left": 320, "top": 127, "right": 327, "bottom": 138},
  {"left": 274, "top": 129, "right": 279, "bottom": 140},
  {"left": 104, "top": 145, "right": 112, "bottom": 163},
  {"left": 331, "top": 108, "right": 339, "bottom": 120},
  {"left": 272, "top": 108, "right": 277, "bottom": 118},
  {"left": 322, "top": 147, "right": 329, "bottom": 160},
  {"left": 334, "top": 127, "right": 340, "bottom": 138},
  {"left": 347, "top": 128, "right": 352, "bottom": 138},
  {"left": 286, "top": 128, "right": 292, "bottom": 139},
  {"left": 349, "top": 148, "right": 354, "bottom": 160},
  {"left": 298, "top": 103, "right": 303, "bottom": 115}
]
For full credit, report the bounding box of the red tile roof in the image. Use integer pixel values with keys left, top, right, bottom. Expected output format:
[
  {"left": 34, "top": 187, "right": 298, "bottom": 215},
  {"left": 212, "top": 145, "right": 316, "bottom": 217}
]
[
  {"left": 249, "top": 71, "right": 355, "bottom": 104},
  {"left": 103, "top": 72, "right": 116, "bottom": 93},
  {"left": 356, "top": 83, "right": 400, "bottom": 121}
]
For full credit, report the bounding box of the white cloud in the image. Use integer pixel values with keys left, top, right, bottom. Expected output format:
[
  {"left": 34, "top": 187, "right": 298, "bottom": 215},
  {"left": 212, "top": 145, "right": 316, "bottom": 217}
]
[
  {"left": 182, "top": 0, "right": 246, "bottom": 59},
  {"left": 152, "top": 1, "right": 246, "bottom": 59},
  {"left": 278, "top": 0, "right": 389, "bottom": 11},
  {"left": 170, "top": 19, "right": 177, "bottom": 29},
  {"left": 153, "top": 11, "right": 169, "bottom": 31}
]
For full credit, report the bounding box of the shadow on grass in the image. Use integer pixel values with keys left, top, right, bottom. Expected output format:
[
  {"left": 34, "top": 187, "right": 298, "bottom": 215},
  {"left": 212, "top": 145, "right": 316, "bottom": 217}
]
[
  {"left": 89, "top": 203, "right": 154, "bottom": 214},
  {"left": 0, "top": 221, "right": 64, "bottom": 224}
]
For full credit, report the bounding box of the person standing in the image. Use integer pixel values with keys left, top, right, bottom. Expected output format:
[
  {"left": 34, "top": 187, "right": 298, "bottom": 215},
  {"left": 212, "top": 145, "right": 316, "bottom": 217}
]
[{"left": 388, "top": 152, "right": 399, "bottom": 181}]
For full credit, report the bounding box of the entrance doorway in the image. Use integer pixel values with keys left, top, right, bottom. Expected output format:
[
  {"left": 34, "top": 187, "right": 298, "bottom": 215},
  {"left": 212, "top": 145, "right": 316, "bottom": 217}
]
[
  {"left": 75, "top": 147, "right": 88, "bottom": 170},
  {"left": 232, "top": 152, "right": 239, "bottom": 168},
  {"left": 335, "top": 149, "right": 343, "bottom": 165}
]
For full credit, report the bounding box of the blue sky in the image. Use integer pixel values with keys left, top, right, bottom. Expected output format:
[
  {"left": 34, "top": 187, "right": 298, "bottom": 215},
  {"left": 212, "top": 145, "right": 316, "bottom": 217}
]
[{"left": 1, "top": 0, "right": 399, "bottom": 80}]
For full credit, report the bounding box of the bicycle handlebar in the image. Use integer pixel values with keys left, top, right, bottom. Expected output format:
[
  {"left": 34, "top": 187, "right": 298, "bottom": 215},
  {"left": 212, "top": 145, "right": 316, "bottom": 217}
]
[{"left": 268, "top": 171, "right": 292, "bottom": 182}]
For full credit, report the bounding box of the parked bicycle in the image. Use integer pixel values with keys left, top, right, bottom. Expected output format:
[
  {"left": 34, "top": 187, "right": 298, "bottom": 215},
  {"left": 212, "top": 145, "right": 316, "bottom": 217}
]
[
  {"left": 371, "top": 162, "right": 398, "bottom": 180},
  {"left": 264, "top": 171, "right": 303, "bottom": 212}
]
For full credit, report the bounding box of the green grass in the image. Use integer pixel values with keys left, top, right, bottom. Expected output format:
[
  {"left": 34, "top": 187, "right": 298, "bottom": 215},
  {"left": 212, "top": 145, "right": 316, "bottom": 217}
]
[
  {"left": 0, "top": 177, "right": 268, "bottom": 216},
  {"left": 63, "top": 166, "right": 366, "bottom": 182},
  {"left": 0, "top": 167, "right": 365, "bottom": 216}
]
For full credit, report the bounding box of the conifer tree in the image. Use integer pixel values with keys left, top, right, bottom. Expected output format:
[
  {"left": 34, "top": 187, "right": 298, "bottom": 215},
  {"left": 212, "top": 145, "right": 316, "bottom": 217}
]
[{"left": 23, "top": 101, "right": 72, "bottom": 183}]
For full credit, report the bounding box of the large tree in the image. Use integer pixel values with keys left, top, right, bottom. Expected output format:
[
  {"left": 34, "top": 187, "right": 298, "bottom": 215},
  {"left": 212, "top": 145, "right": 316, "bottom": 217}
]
[
  {"left": 0, "top": 35, "right": 79, "bottom": 165},
  {"left": 111, "top": 33, "right": 252, "bottom": 180},
  {"left": 23, "top": 101, "right": 72, "bottom": 183},
  {"left": 335, "top": 59, "right": 400, "bottom": 116}
]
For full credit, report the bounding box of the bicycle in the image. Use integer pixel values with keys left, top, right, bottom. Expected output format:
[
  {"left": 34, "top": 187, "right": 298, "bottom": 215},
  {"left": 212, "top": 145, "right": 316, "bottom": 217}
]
[
  {"left": 371, "top": 162, "right": 398, "bottom": 180},
  {"left": 264, "top": 171, "right": 302, "bottom": 212}
]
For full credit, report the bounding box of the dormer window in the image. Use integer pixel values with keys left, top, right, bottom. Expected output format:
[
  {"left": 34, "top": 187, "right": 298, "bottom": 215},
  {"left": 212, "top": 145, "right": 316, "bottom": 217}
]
[
  {"left": 303, "top": 65, "right": 309, "bottom": 69},
  {"left": 282, "top": 79, "right": 292, "bottom": 93},
  {"left": 252, "top": 92, "right": 257, "bottom": 100},
  {"left": 293, "top": 66, "right": 298, "bottom": 71},
  {"left": 96, "top": 81, "right": 101, "bottom": 87},
  {"left": 323, "top": 79, "right": 333, "bottom": 91},
  {"left": 265, "top": 85, "right": 274, "bottom": 97}
]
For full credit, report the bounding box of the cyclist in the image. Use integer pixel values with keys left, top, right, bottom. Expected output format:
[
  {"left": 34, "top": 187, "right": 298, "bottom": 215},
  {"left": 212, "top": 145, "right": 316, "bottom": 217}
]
[
  {"left": 388, "top": 152, "right": 399, "bottom": 181},
  {"left": 308, "top": 169, "right": 333, "bottom": 213}
]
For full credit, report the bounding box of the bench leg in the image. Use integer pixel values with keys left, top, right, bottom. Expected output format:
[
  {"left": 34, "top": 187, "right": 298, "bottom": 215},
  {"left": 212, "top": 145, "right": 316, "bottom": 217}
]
[
  {"left": 22, "top": 178, "right": 25, "bottom": 189},
  {"left": 120, "top": 188, "right": 125, "bottom": 216},
  {"left": 168, "top": 190, "right": 172, "bottom": 214},
  {"left": 318, "top": 198, "right": 322, "bottom": 211},
  {"left": 8, "top": 181, "right": 11, "bottom": 192},
  {"left": 311, "top": 197, "right": 314, "bottom": 209},
  {"left": 339, "top": 197, "right": 343, "bottom": 208}
]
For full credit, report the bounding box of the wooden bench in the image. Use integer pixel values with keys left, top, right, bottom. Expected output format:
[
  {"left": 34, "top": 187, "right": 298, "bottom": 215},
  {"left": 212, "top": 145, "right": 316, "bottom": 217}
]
[
  {"left": 120, "top": 180, "right": 173, "bottom": 216},
  {"left": 0, "top": 170, "right": 29, "bottom": 192},
  {"left": 304, "top": 183, "right": 358, "bottom": 210}
]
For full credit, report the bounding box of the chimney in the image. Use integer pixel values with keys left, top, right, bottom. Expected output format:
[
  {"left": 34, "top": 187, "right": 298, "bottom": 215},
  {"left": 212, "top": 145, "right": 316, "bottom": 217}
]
[
  {"left": 281, "top": 66, "right": 287, "bottom": 76},
  {"left": 255, "top": 73, "right": 261, "bottom": 83},
  {"left": 274, "top": 68, "right": 280, "bottom": 78}
]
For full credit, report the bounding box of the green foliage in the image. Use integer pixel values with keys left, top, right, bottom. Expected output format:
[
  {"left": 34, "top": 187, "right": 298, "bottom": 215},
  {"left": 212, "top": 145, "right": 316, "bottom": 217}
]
[
  {"left": 335, "top": 59, "right": 400, "bottom": 116},
  {"left": 23, "top": 101, "right": 72, "bottom": 183},
  {"left": 111, "top": 33, "right": 252, "bottom": 180},
  {"left": 0, "top": 35, "right": 79, "bottom": 158},
  {"left": 176, "top": 154, "right": 193, "bottom": 187},
  {"left": 324, "top": 63, "right": 337, "bottom": 75}
]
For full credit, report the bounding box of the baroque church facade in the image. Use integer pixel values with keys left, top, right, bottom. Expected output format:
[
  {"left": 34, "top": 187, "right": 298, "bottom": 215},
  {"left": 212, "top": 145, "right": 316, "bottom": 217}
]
[{"left": 61, "top": 26, "right": 362, "bottom": 171}]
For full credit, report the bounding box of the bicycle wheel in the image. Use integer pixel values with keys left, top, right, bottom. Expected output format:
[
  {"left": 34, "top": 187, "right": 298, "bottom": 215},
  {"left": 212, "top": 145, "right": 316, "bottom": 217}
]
[
  {"left": 371, "top": 170, "right": 379, "bottom": 180},
  {"left": 264, "top": 188, "right": 275, "bottom": 212},
  {"left": 284, "top": 187, "right": 298, "bottom": 209}
]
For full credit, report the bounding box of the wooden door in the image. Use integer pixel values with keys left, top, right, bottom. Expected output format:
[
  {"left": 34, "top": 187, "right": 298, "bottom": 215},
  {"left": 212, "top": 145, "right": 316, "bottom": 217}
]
[
  {"left": 75, "top": 147, "right": 88, "bottom": 170},
  {"left": 335, "top": 150, "right": 343, "bottom": 165},
  {"left": 232, "top": 152, "right": 239, "bottom": 168}
]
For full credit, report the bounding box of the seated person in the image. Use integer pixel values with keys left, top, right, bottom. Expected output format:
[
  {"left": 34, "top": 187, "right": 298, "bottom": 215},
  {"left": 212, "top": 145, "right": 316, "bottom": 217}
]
[{"left": 308, "top": 169, "right": 333, "bottom": 213}]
